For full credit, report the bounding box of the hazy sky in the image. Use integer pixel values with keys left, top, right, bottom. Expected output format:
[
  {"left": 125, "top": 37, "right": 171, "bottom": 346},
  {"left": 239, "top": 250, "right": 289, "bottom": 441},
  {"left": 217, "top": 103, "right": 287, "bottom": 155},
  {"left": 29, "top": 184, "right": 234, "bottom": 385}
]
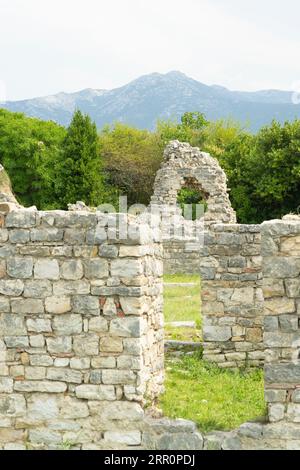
[{"left": 1, "top": 0, "right": 300, "bottom": 100}]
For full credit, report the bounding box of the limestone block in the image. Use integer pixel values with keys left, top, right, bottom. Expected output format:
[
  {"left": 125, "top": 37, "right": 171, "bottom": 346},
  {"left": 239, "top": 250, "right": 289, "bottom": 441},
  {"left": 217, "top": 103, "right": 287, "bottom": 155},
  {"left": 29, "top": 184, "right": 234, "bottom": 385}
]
[
  {"left": 45, "top": 296, "right": 71, "bottom": 314},
  {"left": 100, "top": 337, "right": 123, "bottom": 353},
  {"left": 88, "top": 401, "right": 143, "bottom": 421},
  {"left": 47, "top": 368, "right": 82, "bottom": 384},
  {"left": 265, "top": 297, "right": 295, "bottom": 315},
  {"left": 11, "top": 298, "right": 44, "bottom": 314},
  {"left": 75, "top": 384, "right": 116, "bottom": 400},
  {"left": 91, "top": 356, "right": 116, "bottom": 369},
  {"left": 110, "top": 318, "right": 141, "bottom": 338},
  {"left": 84, "top": 259, "right": 109, "bottom": 279},
  {"left": 99, "top": 244, "right": 118, "bottom": 258},
  {"left": 70, "top": 358, "right": 91, "bottom": 370},
  {"left": 102, "top": 298, "right": 117, "bottom": 316},
  {"left": 54, "top": 358, "right": 69, "bottom": 367},
  {"left": 285, "top": 279, "right": 300, "bottom": 298},
  {"left": 46, "top": 336, "right": 72, "bottom": 354},
  {"left": 14, "top": 381, "right": 67, "bottom": 393},
  {"left": 53, "top": 280, "right": 90, "bottom": 296},
  {"left": 61, "top": 260, "right": 84, "bottom": 280},
  {"left": 265, "top": 389, "right": 287, "bottom": 403},
  {"left": 72, "top": 296, "right": 100, "bottom": 315},
  {"left": 0, "top": 377, "right": 13, "bottom": 393},
  {"left": 29, "top": 335, "right": 45, "bottom": 348},
  {"left": 203, "top": 326, "right": 231, "bottom": 342},
  {"left": 111, "top": 259, "right": 143, "bottom": 278},
  {"left": 4, "top": 336, "right": 29, "bottom": 348},
  {"left": 7, "top": 257, "right": 33, "bottom": 279},
  {"left": 279, "top": 315, "right": 298, "bottom": 332},
  {"left": 0, "top": 394, "right": 26, "bottom": 417},
  {"left": 119, "top": 297, "right": 143, "bottom": 316},
  {"left": 52, "top": 314, "right": 82, "bottom": 335},
  {"left": 0, "top": 297, "right": 10, "bottom": 312},
  {"left": 0, "top": 314, "right": 26, "bottom": 335},
  {"left": 34, "top": 259, "right": 59, "bottom": 280},
  {"left": 263, "top": 257, "right": 300, "bottom": 279},
  {"left": 27, "top": 395, "right": 59, "bottom": 421},
  {"left": 264, "top": 316, "right": 279, "bottom": 332},
  {"left": 9, "top": 229, "right": 30, "bottom": 243},
  {"left": 6, "top": 210, "right": 36, "bottom": 228},
  {"left": 23, "top": 280, "right": 52, "bottom": 298},
  {"left": 265, "top": 364, "right": 300, "bottom": 384},
  {"left": 30, "top": 355, "right": 53, "bottom": 367},
  {"left": 60, "top": 397, "right": 89, "bottom": 419},
  {"left": 27, "top": 318, "right": 52, "bottom": 333},
  {"left": 102, "top": 369, "right": 136, "bottom": 385},
  {"left": 89, "top": 316, "right": 108, "bottom": 333},
  {"left": 245, "top": 328, "right": 263, "bottom": 343},
  {"left": 25, "top": 367, "right": 46, "bottom": 380},
  {"left": 104, "top": 431, "right": 141, "bottom": 446},
  {"left": 73, "top": 334, "right": 99, "bottom": 356},
  {"left": 30, "top": 228, "right": 63, "bottom": 242},
  {"left": 269, "top": 404, "right": 285, "bottom": 423}
]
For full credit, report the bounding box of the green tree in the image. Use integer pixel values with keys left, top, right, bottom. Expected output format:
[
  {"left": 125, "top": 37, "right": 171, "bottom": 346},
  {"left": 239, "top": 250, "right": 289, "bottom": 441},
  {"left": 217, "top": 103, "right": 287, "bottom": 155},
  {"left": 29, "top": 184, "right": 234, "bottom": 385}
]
[
  {"left": 57, "top": 110, "right": 107, "bottom": 208},
  {"left": 222, "top": 120, "right": 300, "bottom": 223},
  {"left": 0, "top": 108, "right": 66, "bottom": 208},
  {"left": 99, "top": 123, "right": 162, "bottom": 206},
  {"left": 156, "top": 111, "right": 208, "bottom": 149}
]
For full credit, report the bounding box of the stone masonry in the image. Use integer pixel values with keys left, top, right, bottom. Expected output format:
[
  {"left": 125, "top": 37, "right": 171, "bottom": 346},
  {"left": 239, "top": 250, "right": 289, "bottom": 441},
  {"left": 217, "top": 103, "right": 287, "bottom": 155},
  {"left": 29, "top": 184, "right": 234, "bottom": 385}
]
[
  {"left": 1, "top": 148, "right": 300, "bottom": 449},
  {"left": 262, "top": 216, "right": 300, "bottom": 447},
  {"left": 0, "top": 208, "right": 164, "bottom": 450},
  {"left": 201, "top": 223, "right": 264, "bottom": 368},
  {"left": 151, "top": 141, "right": 236, "bottom": 274}
]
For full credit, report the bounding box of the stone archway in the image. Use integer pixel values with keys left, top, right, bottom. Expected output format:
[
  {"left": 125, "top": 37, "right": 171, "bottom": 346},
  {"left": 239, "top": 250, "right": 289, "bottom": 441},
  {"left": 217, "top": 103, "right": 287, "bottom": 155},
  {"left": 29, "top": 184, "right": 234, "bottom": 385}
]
[
  {"left": 151, "top": 141, "right": 236, "bottom": 274},
  {"left": 151, "top": 140, "right": 236, "bottom": 226}
]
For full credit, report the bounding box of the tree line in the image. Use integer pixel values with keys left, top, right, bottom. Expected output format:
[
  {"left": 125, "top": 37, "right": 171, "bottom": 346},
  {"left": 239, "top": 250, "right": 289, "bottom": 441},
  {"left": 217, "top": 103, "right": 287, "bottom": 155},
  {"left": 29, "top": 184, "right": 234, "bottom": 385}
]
[{"left": 0, "top": 107, "right": 299, "bottom": 223}]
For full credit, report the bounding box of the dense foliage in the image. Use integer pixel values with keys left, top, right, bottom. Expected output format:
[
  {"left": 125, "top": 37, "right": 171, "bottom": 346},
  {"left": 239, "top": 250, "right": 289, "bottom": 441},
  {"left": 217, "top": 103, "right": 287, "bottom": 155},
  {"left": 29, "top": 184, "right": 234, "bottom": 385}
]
[
  {"left": 0, "top": 109, "right": 66, "bottom": 208},
  {"left": 56, "top": 110, "right": 111, "bottom": 208},
  {"left": 0, "top": 107, "right": 299, "bottom": 223}
]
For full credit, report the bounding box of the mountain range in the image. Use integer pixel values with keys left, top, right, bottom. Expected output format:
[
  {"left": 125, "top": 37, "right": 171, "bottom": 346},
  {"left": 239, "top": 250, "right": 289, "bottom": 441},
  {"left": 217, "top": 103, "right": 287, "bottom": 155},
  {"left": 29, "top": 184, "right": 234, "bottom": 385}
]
[{"left": 2, "top": 71, "right": 300, "bottom": 132}]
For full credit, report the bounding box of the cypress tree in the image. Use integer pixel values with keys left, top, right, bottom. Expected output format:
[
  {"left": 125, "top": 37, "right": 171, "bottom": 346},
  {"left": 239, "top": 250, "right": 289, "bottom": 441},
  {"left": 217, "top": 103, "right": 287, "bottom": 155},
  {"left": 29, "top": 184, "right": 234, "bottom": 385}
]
[{"left": 58, "top": 110, "right": 104, "bottom": 207}]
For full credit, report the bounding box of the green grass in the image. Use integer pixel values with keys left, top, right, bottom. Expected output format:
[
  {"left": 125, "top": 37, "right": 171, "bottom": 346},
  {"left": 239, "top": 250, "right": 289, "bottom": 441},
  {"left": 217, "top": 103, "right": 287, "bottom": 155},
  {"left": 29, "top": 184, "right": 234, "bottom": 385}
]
[
  {"left": 164, "top": 274, "right": 201, "bottom": 325},
  {"left": 159, "top": 355, "right": 266, "bottom": 433},
  {"left": 165, "top": 325, "right": 201, "bottom": 342},
  {"left": 164, "top": 274, "right": 200, "bottom": 284},
  {"left": 164, "top": 274, "right": 201, "bottom": 340}
]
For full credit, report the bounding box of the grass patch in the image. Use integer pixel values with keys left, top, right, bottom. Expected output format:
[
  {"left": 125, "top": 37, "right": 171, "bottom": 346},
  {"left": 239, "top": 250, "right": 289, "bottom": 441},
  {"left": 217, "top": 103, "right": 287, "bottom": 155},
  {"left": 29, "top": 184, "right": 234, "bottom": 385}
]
[
  {"left": 164, "top": 274, "right": 200, "bottom": 284},
  {"left": 165, "top": 325, "right": 201, "bottom": 342},
  {"left": 159, "top": 355, "right": 266, "bottom": 433},
  {"left": 164, "top": 275, "right": 201, "bottom": 326},
  {"left": 164, "top": 274, "right": 201, "bottom": 340}
]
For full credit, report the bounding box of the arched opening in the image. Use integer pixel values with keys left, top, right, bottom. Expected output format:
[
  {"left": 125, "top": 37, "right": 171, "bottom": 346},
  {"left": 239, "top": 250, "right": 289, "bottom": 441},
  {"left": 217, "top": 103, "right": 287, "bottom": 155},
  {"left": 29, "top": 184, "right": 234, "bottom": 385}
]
[{"left": 177, "top": 177, "right": 209, "bottom": 220}]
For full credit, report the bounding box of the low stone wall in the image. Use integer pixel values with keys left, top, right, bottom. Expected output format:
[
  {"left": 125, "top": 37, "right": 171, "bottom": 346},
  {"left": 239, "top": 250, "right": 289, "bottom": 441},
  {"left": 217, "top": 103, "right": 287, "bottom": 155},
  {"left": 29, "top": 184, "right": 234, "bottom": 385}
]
[
  {"left": 201, "top": 224, "right": 264, "bottom": 368},
  {"left": 163, "top": 240, "right": 202, "bottom": 275},
  {"left": 0, "top": 208, "right": 164, "bottom": 450},
  {"left": 262, "top": 218, "right": 300, "bottom": 447},
  {"left": 2, "top": 206, "right": 300, "bottom": 450}
]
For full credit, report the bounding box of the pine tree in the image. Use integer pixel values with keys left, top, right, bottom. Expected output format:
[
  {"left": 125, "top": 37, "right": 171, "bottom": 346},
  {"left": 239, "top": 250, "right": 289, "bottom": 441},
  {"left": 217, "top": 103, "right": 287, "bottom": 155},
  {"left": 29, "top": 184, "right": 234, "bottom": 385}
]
[{"left": 57, "top": 110, "right": 104, "bottom": 208}]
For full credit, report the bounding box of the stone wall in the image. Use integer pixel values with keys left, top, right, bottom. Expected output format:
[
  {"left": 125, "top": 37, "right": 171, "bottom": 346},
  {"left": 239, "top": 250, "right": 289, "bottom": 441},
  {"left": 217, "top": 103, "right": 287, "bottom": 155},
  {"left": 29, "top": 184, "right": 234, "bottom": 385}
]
[
  {"left": 201, "top": 224, "right": 264, "bottom": 368},
  {"left": 163, "top": 240, "right": 203, "bottom": 275},
  {"left": 151, "top": 140, "right": 236, "bottom": 275},
  {"left": 262, "top": 217, "right": 300, "bottom": 445},
  {"left": 0, "top": 208, "right": 164, "bottom": 450},
  {"left": 151, "top": 141, "right": 236, "bottom": 225}
]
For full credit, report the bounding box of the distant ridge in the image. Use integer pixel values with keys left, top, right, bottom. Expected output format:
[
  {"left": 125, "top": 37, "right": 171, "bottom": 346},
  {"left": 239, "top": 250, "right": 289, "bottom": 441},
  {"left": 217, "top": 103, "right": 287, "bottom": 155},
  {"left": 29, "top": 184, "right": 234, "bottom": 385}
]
[{"left": 2, "top": 71, "right": 299, "bottom": 132}]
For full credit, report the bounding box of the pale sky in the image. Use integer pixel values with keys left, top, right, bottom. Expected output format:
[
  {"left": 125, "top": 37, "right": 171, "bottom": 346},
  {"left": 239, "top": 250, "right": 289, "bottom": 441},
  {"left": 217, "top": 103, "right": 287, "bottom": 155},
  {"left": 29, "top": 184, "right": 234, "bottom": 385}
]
[{"left": 1, "top": 0, "right": 300, "bottom": 101}]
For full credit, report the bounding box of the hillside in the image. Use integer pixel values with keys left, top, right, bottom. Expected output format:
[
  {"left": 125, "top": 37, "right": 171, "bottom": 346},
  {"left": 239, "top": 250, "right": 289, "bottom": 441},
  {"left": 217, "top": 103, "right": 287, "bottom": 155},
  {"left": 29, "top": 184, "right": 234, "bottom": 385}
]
[{"left": 2, "top": 71, "right": 300, "bottom": 132}]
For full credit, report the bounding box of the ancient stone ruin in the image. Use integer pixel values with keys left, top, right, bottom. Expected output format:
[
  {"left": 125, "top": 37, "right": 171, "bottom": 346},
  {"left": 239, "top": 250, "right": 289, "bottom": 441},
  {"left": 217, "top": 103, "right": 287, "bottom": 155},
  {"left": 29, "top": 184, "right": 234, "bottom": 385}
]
[
  {"left": 152, "top": 141, "right": 236, "bottom": 274},
  {"left": 0, "top": 142, "right": 300, "bottom": 450}
]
